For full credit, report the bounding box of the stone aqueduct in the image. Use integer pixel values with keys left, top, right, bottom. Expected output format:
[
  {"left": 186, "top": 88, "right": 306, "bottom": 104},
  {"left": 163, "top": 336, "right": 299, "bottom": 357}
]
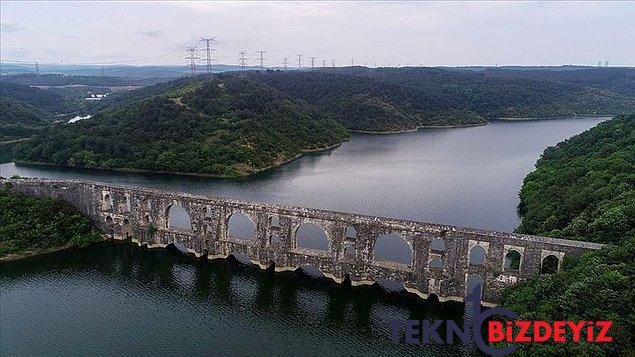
[{"left": 5, "top": 179, "right": 604, "bottom": 305}]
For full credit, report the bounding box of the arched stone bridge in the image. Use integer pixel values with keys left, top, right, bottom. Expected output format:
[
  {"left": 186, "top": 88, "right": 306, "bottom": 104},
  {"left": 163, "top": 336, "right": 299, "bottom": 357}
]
[{"left": 5, "top": 179, "right": 604, "bottom": 306}]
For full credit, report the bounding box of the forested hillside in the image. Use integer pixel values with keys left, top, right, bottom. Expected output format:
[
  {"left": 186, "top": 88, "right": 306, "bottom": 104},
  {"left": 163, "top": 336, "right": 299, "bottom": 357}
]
[
  {"left": 13, "top": 75, "right": 349, "bottom": 177},
  {"left": 326, "top": 67, "right": 635, "bottom": 119},
  {"left": 246, "top": 71, "right": 485, "bottom": 131},
  {"left": 500, "top": 114, "right": 635, "bottom": 355}
]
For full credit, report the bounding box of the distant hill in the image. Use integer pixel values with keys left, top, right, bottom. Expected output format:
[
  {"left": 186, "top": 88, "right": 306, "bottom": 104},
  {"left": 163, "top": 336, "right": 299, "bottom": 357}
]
[
  {"left": 13, "top": 75, "right": 349, "bottom": 177},
  {"left": 322, "top": 67, "right": 635, "bottom": 119},
  {"left": 245, "top": 71, "right": 485, "bottom": 131},
  {"left": 6, "top": 67, "right": 635, "bottom": 175},
  {"left": 0, "top": 73, "right": 162, "bottom": 87}
]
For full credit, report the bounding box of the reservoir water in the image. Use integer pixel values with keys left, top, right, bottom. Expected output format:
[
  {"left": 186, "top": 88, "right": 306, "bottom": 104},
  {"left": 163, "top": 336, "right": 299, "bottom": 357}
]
[{"left": 0, "top": 117, "right": 606, "bottom": 355}]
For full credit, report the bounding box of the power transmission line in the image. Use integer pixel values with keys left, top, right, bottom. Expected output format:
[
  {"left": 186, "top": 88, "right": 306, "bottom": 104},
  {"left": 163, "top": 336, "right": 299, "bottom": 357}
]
[
  {"left": 310, "top": 56, "right": 315, "bottom": 69},
  {"left": 297, "top": 54, "right": 302, "bottom": 69},
  {"left": 238, "top": 51, "right": 248, "bottom": 70},
  {"left": 283, "top": 58, "right": 288, "bottom": 70},
  {"left": 256, "top": 50, "right": 266, "bottom": 69},
  {"left": 322, "top": 60, "right": 326, "bottom": 68},
  {"left": 331, "top": 59, "right": 335, "bottom": 67},
  {"left": 186, "top": 46, "right": 199, "bottom": 74},
  {"left": 35, "top": 62, "right": 39, "bottom": 75},
  {"left": 200, "top": 37, "right": 215, "bottom": 73}
]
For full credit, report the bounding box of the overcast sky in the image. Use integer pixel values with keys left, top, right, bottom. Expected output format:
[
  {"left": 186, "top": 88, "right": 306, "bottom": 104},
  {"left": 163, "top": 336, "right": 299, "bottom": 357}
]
[{"left": 1, "top": 1, "right": 633, "bottom": 67}]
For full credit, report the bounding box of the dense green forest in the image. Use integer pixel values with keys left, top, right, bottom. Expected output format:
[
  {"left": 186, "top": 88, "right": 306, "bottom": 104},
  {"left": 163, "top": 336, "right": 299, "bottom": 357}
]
[
  {"left": 4, "top": 68, "right": 634, "bottom": 174},
  {"left": 480, "top": 67, "right": 635, "bottom": 97},
  {"left": 0, "top": 183, "right": 102, "bottom": 258},
  {"left": 324, "top": 67, "right": 635, "bottom": 119},
  {"left": 500, "top": 114, "right": 635, "bottom": 355},
  {"left": 13, "top": 75, "right": 349, "bottom": 177},
  {"left": 246, "top": 71, "right": 485, "bottom": 131}
]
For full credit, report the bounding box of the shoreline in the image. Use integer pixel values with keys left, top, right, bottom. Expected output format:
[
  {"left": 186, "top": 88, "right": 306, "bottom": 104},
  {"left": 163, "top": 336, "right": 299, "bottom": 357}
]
[
  {"left": 0, "top": 234, "right": 109, "bottom": 263},
  {"left": 11, "top": 141, "right": 345, "bottom": 180},
  {"left": 497, "top": 114, "right": 614, "bottom": 121},
  {"left": 0, "top": 243, "right": 75, "bottom": 263},
  {"left": 349, "top": 122, "right": 488, "bottom": 135}
]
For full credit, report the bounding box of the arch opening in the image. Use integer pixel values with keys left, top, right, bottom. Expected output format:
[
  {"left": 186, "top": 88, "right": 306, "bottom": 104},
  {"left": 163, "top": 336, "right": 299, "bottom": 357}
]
[
  {"left": 227, "top": 212, "right": 255, "bottom": 240},
  {"left": 373, "top": 233, "right": 412, "bottom": 265},
  {"left": 469, "top": 245, "right": 486, "bottom": 266},
  {"left": 269, "top": 233, "right": 282, "bottom": 246},
  {"left": 541, "top": 255, "right": 559, "bottom": 274},
  {"left": 345, "top": 226, "right": 357, "bottom": 240},
  {"left": 429, "top": 257, "right": 443, "bottom": 270},
  {"left": 297, "top": 265, "right": 325, "bottom": 279},
  {"left": 376, "top": 278, "right": 406, "bottom": 293},
  {"left": 270, "top": 216, "right": 280, "bottom": 228},
  {"left": 466, "top": 274, "right": 484, "bottom": 299},
  {"left": 105, "top": 215, "right": 113, "bottom": 224},
  {"left": 205, "top": 207, "right": 215, "bottom": 218},
  {"left": 228, "top": 252, "right": 253, "bottom": 266},
  {"left": 166, "top": 242, "right": 189, "bottom": 255},
  {"left": 167, "top": 204, "right": 192, "bottom": 231},
  {"left": 504, "top": 250, "right": 522, "bottom": 270},
  {"left": 431, "top": 238, "right": 445, "bottom": 252},
  {"left": 296, "top": 223, "right": 329, "bottom": 251}
]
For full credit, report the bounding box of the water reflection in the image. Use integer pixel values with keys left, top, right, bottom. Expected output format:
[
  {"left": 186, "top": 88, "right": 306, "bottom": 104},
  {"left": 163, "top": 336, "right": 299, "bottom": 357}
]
[{"left": 0, "top": 242, "right": 475, "bottom": 356}]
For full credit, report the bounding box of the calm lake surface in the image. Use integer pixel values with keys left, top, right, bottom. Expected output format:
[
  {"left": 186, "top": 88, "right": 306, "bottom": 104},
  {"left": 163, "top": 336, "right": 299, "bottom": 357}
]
[{"left": 0, "top": 117, "right": 606, "bottom": 355}]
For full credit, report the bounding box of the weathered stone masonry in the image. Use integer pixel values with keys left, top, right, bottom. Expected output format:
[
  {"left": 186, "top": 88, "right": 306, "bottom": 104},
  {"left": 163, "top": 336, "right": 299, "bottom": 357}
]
[{"left": 4, "top": 179, "right": 604, "bottom": 306}]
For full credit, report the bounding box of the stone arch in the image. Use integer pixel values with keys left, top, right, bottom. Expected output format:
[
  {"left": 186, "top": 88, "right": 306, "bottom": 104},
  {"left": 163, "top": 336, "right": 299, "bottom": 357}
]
[
  {"left": 504, "top": 250, "right": 522, "bottom": 270},
  {"left": 541, "top": 255, "right": 559, "bottom": 274},
  {"left": 431, "top": 238, "right": 445, "bottom": 252},
  {"left": 295, "top": 223, "right": 329, "bottom": 251},
  {"left": 227, "top": 212, "right": 255, "bottom": 240},
  {"left": 167, "top": 204, "right": 192, "bottom": 230},
  {"left": 105, "top": 215, "right": 114, "bottom": 224},
  {"left": 373, "top": 233, "right": 413, "bottom": 265},
  {"left": 429, "top": 257, "right": 443, "bottom": 270},
  {"left": 102, "top": 193, "right": 113, "bottom": 210},
  {"left": 345, "top": 226, "right": 357, "bottom": 240},
  {"left": 466, "top": 274, "right": 484, "bottom": 298},
  {"left": 469, "top": 245, "right": 486, "bottom": 266}
]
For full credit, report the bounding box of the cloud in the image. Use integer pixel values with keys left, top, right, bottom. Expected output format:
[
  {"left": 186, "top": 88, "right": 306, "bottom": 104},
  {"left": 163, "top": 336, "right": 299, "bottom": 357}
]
[
  {"left": 137, "top": 29, "right": 164, "bottom": 38},
  {"left": 1, "top": 23, "right": 24, "bottom": 33}
]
